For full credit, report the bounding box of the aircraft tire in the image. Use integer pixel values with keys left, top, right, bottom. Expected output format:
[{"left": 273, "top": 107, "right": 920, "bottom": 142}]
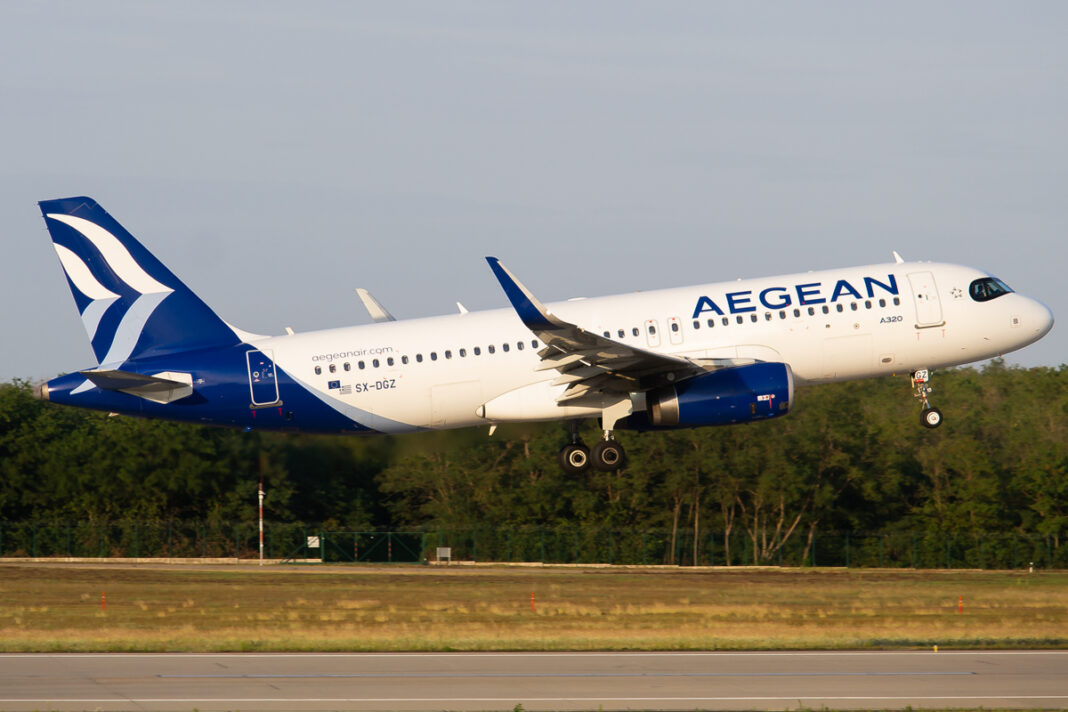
[
  {"left": 921, "top": 407, "right": 943, "bottom": 429},
  {"left": 559, "top": 443, "right": 591, "bottom": 474},
  {"left": 591, "top": 440, "right": 626, "bottom": 471}
]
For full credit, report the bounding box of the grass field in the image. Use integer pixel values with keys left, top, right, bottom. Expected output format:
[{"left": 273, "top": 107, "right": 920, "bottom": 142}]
[{"left": 1, "top": 562, "right": 1066, "bottom": 652}]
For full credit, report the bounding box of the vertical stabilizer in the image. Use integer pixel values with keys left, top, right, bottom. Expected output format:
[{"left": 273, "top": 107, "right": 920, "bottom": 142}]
[{"left": 39, "top": 196, "right": 241, "bottom": 365}]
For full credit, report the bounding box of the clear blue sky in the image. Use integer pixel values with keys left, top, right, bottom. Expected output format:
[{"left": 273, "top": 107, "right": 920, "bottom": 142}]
[{"left": 2, "top": 2, "right": 1064, "bottom": 381}]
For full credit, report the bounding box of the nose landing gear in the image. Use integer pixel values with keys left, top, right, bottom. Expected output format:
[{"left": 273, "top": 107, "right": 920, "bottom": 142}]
[{"left": 912, "top": 369, "right": 943, "bottom": 429}]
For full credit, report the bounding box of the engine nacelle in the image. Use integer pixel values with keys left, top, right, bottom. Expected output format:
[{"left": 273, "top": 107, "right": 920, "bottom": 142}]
[{"left": 639, "top": 362, "right": 794, "bottom": 429}]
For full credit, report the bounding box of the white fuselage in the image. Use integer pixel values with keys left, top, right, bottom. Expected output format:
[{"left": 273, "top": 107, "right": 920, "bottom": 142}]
[{"left": 252, "top": 261, "right": 1052, "bottom": 434}]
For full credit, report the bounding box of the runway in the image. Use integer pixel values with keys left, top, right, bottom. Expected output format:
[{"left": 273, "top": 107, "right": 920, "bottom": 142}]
[{"left": 2, "top": 650, "right": 1067, "bottom": 711}]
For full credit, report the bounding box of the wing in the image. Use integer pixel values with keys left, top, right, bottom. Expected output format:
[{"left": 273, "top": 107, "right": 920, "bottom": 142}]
[{"left": 486, "top": 257, "right": 708, "bottom": 406}]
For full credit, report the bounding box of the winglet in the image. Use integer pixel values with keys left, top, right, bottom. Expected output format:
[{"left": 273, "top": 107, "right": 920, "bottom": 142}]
[
  {"left": 485, "top": 257, "right": 559, "bottom": 331},
  {"left": 892, "top": 251, "right": 905, "bottom": 264},
  {"left": 355, "top": 288, "right": 396, "bottom": 322}
]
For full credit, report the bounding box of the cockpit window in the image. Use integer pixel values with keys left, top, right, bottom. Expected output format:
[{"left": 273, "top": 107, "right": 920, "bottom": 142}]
[{"left": 969, "top": 277, "right": 1014, "bottom": 302}]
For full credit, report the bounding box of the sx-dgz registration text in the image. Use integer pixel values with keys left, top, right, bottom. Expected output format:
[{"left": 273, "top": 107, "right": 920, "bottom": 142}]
[{"left": 354, "top": 379, "right": 396, "bottom": 393}]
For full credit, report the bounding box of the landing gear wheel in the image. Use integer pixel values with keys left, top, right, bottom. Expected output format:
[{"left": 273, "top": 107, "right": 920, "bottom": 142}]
[
  {"left": 559, "top": 443, "right": 590, "bottom": 474},
  {"left": 591, "top": 440, "right": 626, "bottom": 471},
  {"left": 911, "top": 370, "right": 943, "bottom": 430},
  {"left": 921, "top": 407, "right": 943, "bottom": 429}
]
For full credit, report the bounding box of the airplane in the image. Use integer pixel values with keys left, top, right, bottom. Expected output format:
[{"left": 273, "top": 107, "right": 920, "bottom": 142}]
[{"left": 34, "top": 196, "right": 1054, "bottom": 473}]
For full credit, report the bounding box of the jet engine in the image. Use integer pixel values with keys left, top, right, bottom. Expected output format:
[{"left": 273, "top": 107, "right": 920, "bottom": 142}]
[{"left": 636, "top": 362, "right": 794, "bottom": 429}]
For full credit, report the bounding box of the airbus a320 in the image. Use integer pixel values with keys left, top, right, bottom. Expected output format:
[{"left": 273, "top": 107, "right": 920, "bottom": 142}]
[{"left": 34, "top": 197, "right": 1054, "bottom": 472}]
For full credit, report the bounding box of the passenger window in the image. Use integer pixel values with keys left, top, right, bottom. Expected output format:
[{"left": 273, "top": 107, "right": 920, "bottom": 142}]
[
  {"left": 474, "top": 347, "right": 481, "bottom": 356},
  {"left": 329, "top": 364, "right": 336, "bottom": 373},
  {"left": 402, "top": 355, "right": 409, "bottom": 365},
  {"left": 736, "top": 315, "right": 744, "bottom": 324},
  {"left": 532, "top": 340, "right": 539, "bottom": 348},
  {"left": 387, "top": 357, "right": 394, "bottom": 366},
  {"left": 793, "top": 308, "right": 800, "bottom": 317},
  {"left": 722, "top": 317, "right": 729, "bottom": 326},
  {"left": 879, "top": 298, "right": 886, "bottom": 307},
  {"left": 430, "top": 352, "right": 438, "bottom": 361},
  {"left": 893, "top": 297, "right": 901, "bottom": 306},
  {"left": 707, "top": 319, "right": 715, "bottom": 327},
  {"left": 618, "top": 329, "right": 625, "bottom": 338},
  {"left": 359, "top": 360, "right": 366, "bottom": 369},
  {"left": 631, "top": 328, "right": 639, "bottom": 337},
  {"left": 671, "top": 322, "right": 679, "bottom": 332},
  {"left": 836, "top": 304, "right": 844, "bottom": 312},
  {"left": 648, "top": 325, "right": 656, "bottom": 335},
  {"left": 416, "top": 354, "right": 423, "bottom": 363},
  {"left": 864, "top": 300, "right": 872, "bottom": 309},
  {"left": 444, "top": 351, "right": 451, "bottom": 359},
  {"left": 822, "top": 305, "right": 829, "bottom": 314},
  {"left": 517, "top": 341, "right": 524, "bottom": 350},
  {"left": 343, "top": 362, "right": 351, "bottom": 371},
  {"left": 373, "top": 359, "right": 379, "bottom": 368},
  {"left": 765, "top": 312, "right": 772, "bottom": 321},
  {"left": 503, "top": 343, "right": 510, "bottom": 352},
  {"left": 693, "top": 320, "right": 700, "bottom": 329},
  {"left": 488, "top": 345, "right": 496, "bottom": 354},
  {"left": 603, "top": 331, "right": 610, "bottom": 337},
  {"left": 851, "top": 303, "right": 858, "bottom": 311},
  {"left": 459, "top": 348, "right": 467, "bottom": 357},
  {"left": 779, "top": 311, "right": 786, "bottom": 319},
  {"left": 750, "top": 314, "right": 757, "bottom": 322},
  {"left": 314, "top": 365, "right": 322, "bottom": 375},
  {"left": 808, "top": 307, "right": 815, "bottom": 316}
]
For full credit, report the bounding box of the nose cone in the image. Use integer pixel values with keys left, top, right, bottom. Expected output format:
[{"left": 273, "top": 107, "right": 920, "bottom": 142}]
[
  {"left": 1018, "top": 296, "right": 1054, "bottom": 347},
  {"left": 1031, "top": 298, "right": 1054, "bottom": 338}
]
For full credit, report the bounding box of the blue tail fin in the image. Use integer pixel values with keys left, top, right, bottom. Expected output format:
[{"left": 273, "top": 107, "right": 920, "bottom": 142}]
[{"left": 39, "top": 196, "right": 242, "bottom": 365}]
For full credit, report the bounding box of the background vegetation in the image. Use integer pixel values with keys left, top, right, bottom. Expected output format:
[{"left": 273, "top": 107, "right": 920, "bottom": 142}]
[{"left": 1, "top": 362, "right": 1066, "bottom": 565}]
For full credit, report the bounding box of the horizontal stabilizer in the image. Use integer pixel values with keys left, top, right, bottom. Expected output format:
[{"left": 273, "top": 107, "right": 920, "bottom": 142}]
[{"left": 80, "top": 369, "right": 194, "bottom": 404}]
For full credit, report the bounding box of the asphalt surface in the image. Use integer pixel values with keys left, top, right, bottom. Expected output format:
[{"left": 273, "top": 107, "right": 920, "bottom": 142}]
[{"left": 1, "top": 650, "right": 1067, "bottom": 711}]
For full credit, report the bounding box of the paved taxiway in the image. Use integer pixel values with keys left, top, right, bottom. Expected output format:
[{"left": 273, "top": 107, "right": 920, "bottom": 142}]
[{"left": 2, "top": 651, "right": 1067, "bottom": 711}]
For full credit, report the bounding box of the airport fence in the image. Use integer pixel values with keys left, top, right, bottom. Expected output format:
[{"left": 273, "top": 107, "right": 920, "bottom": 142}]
[{"left": 1, "top": 520, "right": 1065, "bottom": 569}]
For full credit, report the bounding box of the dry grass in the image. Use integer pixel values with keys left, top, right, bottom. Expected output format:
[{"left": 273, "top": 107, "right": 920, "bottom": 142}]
[{"left": 0, "top": 562, "right": 1066, "bottom": 652}]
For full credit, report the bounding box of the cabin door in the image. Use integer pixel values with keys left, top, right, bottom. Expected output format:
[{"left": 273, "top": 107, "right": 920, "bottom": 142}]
[
  {"left": 907, "top": 271, "right": 945, "bottom": 328},
  {"left": 246, "top": 349, "right": 281, "bottom": 407}
]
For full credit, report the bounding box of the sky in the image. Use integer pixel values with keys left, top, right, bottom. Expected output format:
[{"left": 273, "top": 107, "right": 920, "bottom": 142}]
[{"left": 1, "top": 2, "right": 1065, "bottom": 381}]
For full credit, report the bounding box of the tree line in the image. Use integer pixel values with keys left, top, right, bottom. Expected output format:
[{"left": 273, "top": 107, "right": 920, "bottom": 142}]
[{"left": 1, "top": 361, "right": 1065, "bottom": 565}]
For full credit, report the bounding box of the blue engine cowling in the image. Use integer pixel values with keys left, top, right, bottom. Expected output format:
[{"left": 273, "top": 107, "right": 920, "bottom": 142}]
[{"left": 626, "top": 362, "right": 794, "bottom": 430}]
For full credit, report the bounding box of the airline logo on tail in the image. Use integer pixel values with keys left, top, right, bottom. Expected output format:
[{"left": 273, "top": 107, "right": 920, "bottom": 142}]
[
  {"left": 40, "top": 196, "right": 243, "bottom": 371},
  {"left": 46, "top": 212, "right": 174, "bottom": 367}
]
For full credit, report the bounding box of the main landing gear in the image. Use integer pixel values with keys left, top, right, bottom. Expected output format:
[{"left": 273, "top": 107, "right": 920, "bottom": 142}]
[
  {"left": 559, "top": 421, "right": 590, "bottom": 474},
  {"left": 912, "top": 369, "right": 943, "bottom": 429},
  {"left": 559, "top": 420, "right": 627, "bottom": 473}
]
